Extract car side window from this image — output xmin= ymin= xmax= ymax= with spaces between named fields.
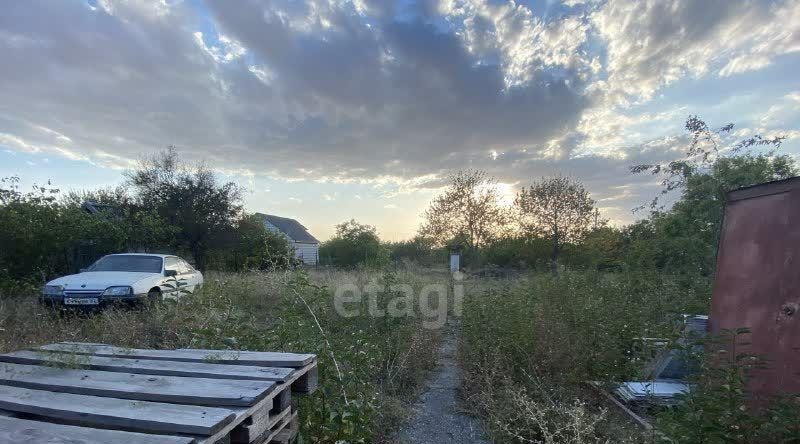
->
xmin=164 ymin=257 xmax=179 ymax=273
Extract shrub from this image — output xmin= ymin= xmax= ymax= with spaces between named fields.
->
xmin=319 ymin=219 xmax=389 ymax=268
xmin=460 ymin=270 xmax=712 ymax=443
xmin=656 ymin=329 xmax=800 ymax=443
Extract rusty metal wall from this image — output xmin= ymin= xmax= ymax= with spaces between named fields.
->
xmin=710 ymin=177 xmax=800 ymax=399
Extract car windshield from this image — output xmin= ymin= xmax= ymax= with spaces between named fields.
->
xmin=88 ymin=255 xmax=163 ymax=273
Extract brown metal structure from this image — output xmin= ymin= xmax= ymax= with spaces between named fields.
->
xmin=711 ymin=176 xmax=800 ymax=399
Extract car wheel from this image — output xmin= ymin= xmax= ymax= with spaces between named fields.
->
xmin=147 ymin=289 xmax=163 ymax=305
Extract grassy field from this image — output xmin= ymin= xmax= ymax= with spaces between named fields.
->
xmin=13 ymin=267 xmax=790 ymax=443
xmin=458 ymin=271 xmax=712 ymax=444
xmin=0 ymin=266 xmax=448 ymax=443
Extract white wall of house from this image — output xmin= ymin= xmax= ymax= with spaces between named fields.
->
xmin=292 ymin=242 xmax=319 ymax=265
xmin=264 ymin=219 xmax=319 ymax=265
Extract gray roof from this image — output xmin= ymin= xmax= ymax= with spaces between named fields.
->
xmin=257 ymin=213 xmax=319 ymax=244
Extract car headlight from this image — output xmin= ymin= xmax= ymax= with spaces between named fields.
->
xmin=42 ymin=285 xmax=63 ymax=296
xmin=102 ymin=286 xmax=133 ymax=297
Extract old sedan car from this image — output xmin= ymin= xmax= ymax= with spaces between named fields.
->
xmin=40 ymin=253 xmax=203 ymax=308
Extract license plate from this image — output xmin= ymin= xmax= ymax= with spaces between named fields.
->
xmin=64 ymin=298 xmax=99 ymax=305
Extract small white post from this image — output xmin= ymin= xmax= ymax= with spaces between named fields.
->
xmin=449 ymin=250 xmax=460 ymax=272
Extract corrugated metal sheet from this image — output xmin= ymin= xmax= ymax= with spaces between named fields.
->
xmin=711 ymin=176 xmax=800 ymax=400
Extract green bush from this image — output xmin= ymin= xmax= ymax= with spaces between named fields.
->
xmin=460 ymin=270 xmax=711 ymax=442
xmin=320 ymin=219 xmax=389 ymax=268
xmin=656 ymin=329 xmax=800 ymax=443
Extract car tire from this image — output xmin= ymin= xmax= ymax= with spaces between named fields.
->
xmin=147 ymin=289 xmax=163 ymax=305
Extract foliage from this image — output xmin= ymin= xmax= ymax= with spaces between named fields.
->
xmin=320 ymin=219 xmax=389 ymax=268
xmin=481 ymin=235 xmax=552 ymax=270
xmin=656 ymin=329 xmax=800 ymax=443
xmin=418 ymin=169 xmax=509 ymax=249
xmin=626 ymin=156 xmax=797 ymax=275
xmin=459 ymin=271 xmax=709 ymax=443
xmin=0 ymin=148 xmax=291 ymax=289
xmin=631 ymin=115 xmax=789 ymax=211
xmin=0 ymin=177 xmax=133 ymax=288
xmin=0 ymin=268 xmax=440 ymax=443
xmin=206 ymin=214 xmax=293 ymax=271
xmin=385 ymin=236 xmax=446 ymax=267
xmin=125 ymin=147 xmax=244 ymax=268
xmin=625 ymin=116 xmax=796 ymax=275
xmin=515 ymin=176 xmax=601 ymax=274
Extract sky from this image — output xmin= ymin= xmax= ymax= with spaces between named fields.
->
xmin=1 ymin=0 xmax=799 ymax=241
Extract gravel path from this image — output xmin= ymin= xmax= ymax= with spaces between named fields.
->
xmin=396 ymin=323 xmax=490 ymax=444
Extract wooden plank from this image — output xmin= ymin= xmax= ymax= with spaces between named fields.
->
xmin=0 ymin=385 xmax=236 ymax=435
xmin=173 ymin=348 xmax=315 ymax=368
xmin=197 ymin=393 xmax=274 ymax=444
xmin=0 ymin=363 xmax=275 ymax=407
xmin=199 ymin=361 xmax=317 ymax=444
xmin=231 ymin=406 xmax=290 ymax=444
xmin=45 ymin=343 xmax=315 ymax=368
xmin=255 ymin=410 xmax=294 ymax=444
xmin=269 ymin=412 xmax=299 ymax=444
xmin=198 ymin=360 xmax=315 ymax=444
xmin=0 ymin=415 xmax=195 ymax=444
xmin=272 ymin=387 xmax=292 ymax=414
xmin=292 ymin=364 xmax=318 ymax=393
xmin=585 ymin=382 xmax=655 ymax=432
xmin=1 ymin=350 xmax=294 ymax=382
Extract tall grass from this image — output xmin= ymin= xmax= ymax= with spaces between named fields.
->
xmin=459 ymin=271 xmax=712 ymax=443
xmin=0 ymin=267 xmax=442 ymax=443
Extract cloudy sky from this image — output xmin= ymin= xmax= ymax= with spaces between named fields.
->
xmin=1 ymin=0 xmax=799 ymax=240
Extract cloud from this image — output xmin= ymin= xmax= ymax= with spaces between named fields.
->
xmin=591 ymin=0 xmax=800 ymax=103
xmin=0 ymin=0 xmax=798 ymax=228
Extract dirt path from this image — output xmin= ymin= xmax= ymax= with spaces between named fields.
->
xmin=396 ymin=322 xmax=490 ymax=444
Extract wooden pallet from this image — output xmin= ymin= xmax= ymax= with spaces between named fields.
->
xmin=0 ymin=342 xmax=317 ymax=443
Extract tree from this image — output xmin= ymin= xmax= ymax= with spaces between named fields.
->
xmin=514 ymin=176 xmax=597 ymax=274
xmin=418 ymin=170 xmax=508 ymax=250
xmin=0 ymin=177 xmax=129 ymax=283
xmin=629 ymin=116 xmax=796 ymax=274
xmin=207 ymin=214 xmax=292 ymax=270
xmin=631 ymin=115 xmax=789 ymax=211
xmin=320 ymin=219 xmax=388 ymax=268
xmin=125 ymin=147 xmax=243 ymax=268
xmin=386 ymin=236 xmax=443 ymax=266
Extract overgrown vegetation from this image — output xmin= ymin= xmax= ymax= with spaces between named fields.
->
xmin=455 ymin=117 xmax=800 ymax=443
xmin=2 ymin=115 xmax=799 ymax=442
xmin=0 ymin=267 xmax=441 ymax=443
xmin=656 ymin=329 xmax=800 ymax=443
xmin=0 ymin=148 xmax=292 ymax=293
xmin=460 ymin=272 xmax=709 ymax=443
xmin=319 ymin=219 xmax=389 ymax=268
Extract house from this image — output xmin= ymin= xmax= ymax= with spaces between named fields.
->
xmin=257 ymin=213 xmax=319 ymax=265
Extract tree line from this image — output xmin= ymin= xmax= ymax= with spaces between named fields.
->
xmin=322 ymin=116 xmax=795 ymax=274
xmin=0 ymin=148 xmax=292 ymax=292
xmin=1 ymin=115 xmax=795 ymax=289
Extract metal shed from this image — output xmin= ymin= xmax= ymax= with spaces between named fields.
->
xmin=710 ymin=176 xmax=800 ymax=400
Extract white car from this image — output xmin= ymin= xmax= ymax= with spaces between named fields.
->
xmin=40 ymin=253 xmax=203 ymax=308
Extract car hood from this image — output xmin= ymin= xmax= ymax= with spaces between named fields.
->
xmin=48 ymin=272 xmax=159 ymax=290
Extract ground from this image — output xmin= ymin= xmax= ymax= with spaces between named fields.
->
xmin=397 ymin=320 xmax=490 ymax=444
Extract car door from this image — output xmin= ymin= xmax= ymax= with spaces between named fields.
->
xmin=163 ymin=257 xmax=182 ymax=299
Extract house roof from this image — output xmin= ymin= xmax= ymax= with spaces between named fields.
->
xmin=82 ymin=201 xmax=121 ymax=216
xmin=256 ymin=213 xmax=319 ymax=244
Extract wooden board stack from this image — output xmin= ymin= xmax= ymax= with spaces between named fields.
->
xmin=0 ymin=342 xmax=318 ymax=444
